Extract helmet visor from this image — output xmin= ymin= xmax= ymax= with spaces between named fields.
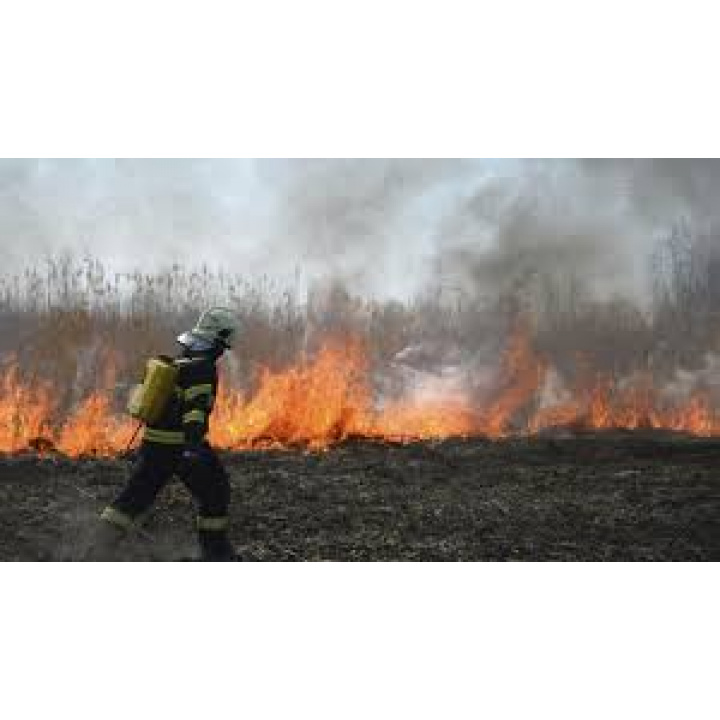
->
xmin=176 ymin=331 xmax=216 ymax=353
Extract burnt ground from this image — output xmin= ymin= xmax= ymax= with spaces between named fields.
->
xmin=0 ymin=432 xmax=718 ymax=561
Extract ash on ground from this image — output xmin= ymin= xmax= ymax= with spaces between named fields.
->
xmin=0 ymin=433 xmax=718 ymax=561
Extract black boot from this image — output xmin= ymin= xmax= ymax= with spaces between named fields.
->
xmin=198 ymin=529 xmax=236 ymax=561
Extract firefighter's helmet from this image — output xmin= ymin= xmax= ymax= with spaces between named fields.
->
xmin=177 ymin=307 xmax=237 ymax=352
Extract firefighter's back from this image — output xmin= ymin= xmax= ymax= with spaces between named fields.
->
xmin=143 ymin=354 xmax=217 ymax=446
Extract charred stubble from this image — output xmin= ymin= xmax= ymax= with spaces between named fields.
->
xmin=0 ymin=433 xmax=717 ymax=561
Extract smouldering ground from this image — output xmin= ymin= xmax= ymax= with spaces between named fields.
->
xmin=0 ymin=433 xmax=718 ymax=561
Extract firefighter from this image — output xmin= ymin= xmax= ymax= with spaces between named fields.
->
xmin=92 ymin=308 xmax=238 ymax=561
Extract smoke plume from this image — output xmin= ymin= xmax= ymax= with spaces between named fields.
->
xmin=1 ymin=159 xmax=720 ymax=303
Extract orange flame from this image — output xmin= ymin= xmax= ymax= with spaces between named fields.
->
xmin=56 ymin=392 xmax=135 ymax=458
xmin=0 ymin=326 xmax=718 ymax=458
xmin=0 ymin=365 xmax=55 ymax=453
xmin=478 ymin=323 xmax=547 ymax=436
xmin=210 ymin=339 xmax=372 ymax=449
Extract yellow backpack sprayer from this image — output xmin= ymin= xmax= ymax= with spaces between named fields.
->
xmin=125 ymin=355 xmax=179 ymax=449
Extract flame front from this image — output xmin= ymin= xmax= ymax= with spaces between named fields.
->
xmin=1 ymin=327 xmax=718 ymax=458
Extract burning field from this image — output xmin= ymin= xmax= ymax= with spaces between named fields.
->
xmin=0 ymin=237 xmax=719 ymax=560
xmin=1 ymin=326 xmax=720 ymax=457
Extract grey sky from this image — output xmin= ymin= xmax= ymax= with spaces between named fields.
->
xmin=0 ymin=159 xmax=717 ymax=300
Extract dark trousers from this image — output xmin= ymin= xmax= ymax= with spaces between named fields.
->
xmin=111 ymin=442 xmax=230 ymax=522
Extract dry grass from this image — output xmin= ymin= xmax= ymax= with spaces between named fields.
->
xmin=1 ymin=231 xmax=719 ymax=420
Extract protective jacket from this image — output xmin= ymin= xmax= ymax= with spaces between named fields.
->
xmin=142 ymin=354 xmax=218 ymax=447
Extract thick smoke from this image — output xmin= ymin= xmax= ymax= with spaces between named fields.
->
xmin=260 ymin=159 xmax=471 ymax=295
xmin=1 ymin=159 xmax=719 ymax=302
xmin=432 ymin=160 xmax=720 ymax=305
xmin=0 ymin=160 xmax=274 ymax=272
